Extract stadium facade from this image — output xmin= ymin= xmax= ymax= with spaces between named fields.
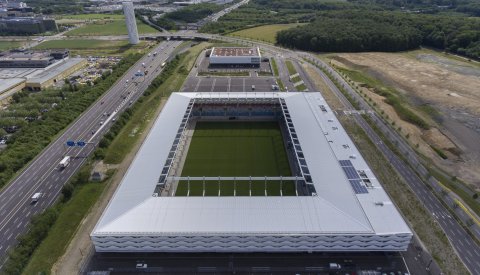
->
xmin=91 ymin=92 xmax=412 ymax=252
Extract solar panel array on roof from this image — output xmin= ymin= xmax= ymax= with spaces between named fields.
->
xmin=339 ymin=160 xmax=368 ymax=194
xmin=339 ymin=160 xmax=353 ymax=167
xmin=349 ymin=179 xmax=368 ymax=194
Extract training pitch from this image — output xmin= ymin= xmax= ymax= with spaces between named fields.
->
xmin=176 ymin=121 xmax=294 ymax=196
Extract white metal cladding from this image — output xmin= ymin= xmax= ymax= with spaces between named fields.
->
xmin=91 ymin=92 xmax=413 ymax=252
xmin=210 ymin=56 xmax=261 ymax=65
xmin=92 ymin=234 xmax=412 ymax=252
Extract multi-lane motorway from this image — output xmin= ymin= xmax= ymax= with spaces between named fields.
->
xmin=0 ymin=40 xmax=182 ymax=269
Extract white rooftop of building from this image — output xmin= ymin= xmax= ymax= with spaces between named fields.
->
xmin=26 ymin=57 xmax=85 ymax=85
xmin=93 ymin=92 xmax=411 ymax=237
xmin=211 ymin=47 xmax=260 ymax=57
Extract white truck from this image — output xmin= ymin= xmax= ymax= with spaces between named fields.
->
xmin=329 ymin=263 xmax=341 ymax=270
xmin=59 ymin=156 xmax=71 ymax=169
xmin=31 ymin=192 xmax=42 ymax=203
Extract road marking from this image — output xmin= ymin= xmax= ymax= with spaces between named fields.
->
xmin=210 ymin=78 xmax=216 ymax=92
xmin=6 ymin=233 xmax=12 ymax=240
xmin=194 ymin=78 xmax=201 ymax=93
xmin=17 ymin=221 xmax=22 ymax=228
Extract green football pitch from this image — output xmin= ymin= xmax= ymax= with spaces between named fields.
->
xmin=175 ymin=121 xmax=295 ymax=196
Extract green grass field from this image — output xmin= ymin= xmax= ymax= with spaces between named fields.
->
xmin=21 ymin=182 xmax=106 ymax=274
xmin=285 ymin=60 xmax=297 ymax=75
xmin=0 ymin=41 xmax=22 ymax=51
xmin=229 ymin=24 xmax=304 ymax=44
xmin=34 ymin=39 xmax=149 ymax=56
xmin=34 ymin=39 xmax=129 ymax=49
xmin=59 ymin=14 xmax=125 ymax=20
xmin=65 ymin=19 xmax=158 ymax=36
xmin=176 ymin=121 xmax=294 ymax=196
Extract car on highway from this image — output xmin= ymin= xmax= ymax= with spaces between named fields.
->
xmin=99 ymin=121 xmax=104 ymax=125
xmin=136 ymin=263 xmax=147 ymax=269
xmin=31 ymin=192 xmax=42 ymax=204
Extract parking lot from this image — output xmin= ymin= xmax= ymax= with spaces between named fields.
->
xmin=182 ymin=76 xmax=278 ymax=93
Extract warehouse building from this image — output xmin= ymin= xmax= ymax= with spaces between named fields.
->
xmin=209 ymin=47 xmax=261 ymax=67
xmin=91 ymin=92 xmax=412 ymax=253
xmin=0 ymin=17 xmax=57 ymax=35
xmin=0 ymin=51 xmax=55 ymax=68
xmin=0 ymin=57 xmax=86 ymax=98
xmin=25 ymin=58 xmax=87 ymax=90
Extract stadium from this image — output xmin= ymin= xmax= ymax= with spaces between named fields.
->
xmin=91 ymin=92 xmax=412 ymax=252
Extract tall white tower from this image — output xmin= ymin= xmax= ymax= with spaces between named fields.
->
xmin=122 ymin=1 xmax=139 ymax=45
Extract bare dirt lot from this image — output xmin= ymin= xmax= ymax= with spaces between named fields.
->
xmin=327 ymin=50 xmax=480 ymax=189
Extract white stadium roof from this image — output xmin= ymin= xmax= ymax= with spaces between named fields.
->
xmin=93 ymin=92 xmax=410 ymax=239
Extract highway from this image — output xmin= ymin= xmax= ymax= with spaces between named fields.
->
xmin=0 ymin=39 xmax=182 ymax=269
xmin=299 ymin=57 xmax=480 ymax=274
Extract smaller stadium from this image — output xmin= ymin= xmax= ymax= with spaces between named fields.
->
xmin=91 ymin=92 xmax=412 ymax=253
xmin=208 ymin=47 xmax=261 ymax=67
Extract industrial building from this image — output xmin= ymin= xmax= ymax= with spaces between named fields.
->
xmin=209 ymin=47 xmax=261 ymax=66
xmin=25 ymin=58 xmax=87 ymax=90
xmin=122 ymin=1 xmax=139 ymax=45
xmin=0 ymin=51 xmax=55 ymax=68
xmin=0 ymin=57 xmax=86 ymax=98
xmin=0 ymin=17 xmax=57 ymax=35
xmin=91 ymin=92 xmax=412 ymax=253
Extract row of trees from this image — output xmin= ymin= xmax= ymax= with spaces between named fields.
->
xmin=277 ymin=14 xmax=422 ymax=52
xmin=0 ymin=54 xmax=142 ymax=190
xmin=3 ymin=54 xmax=185 ymax=275
xmin=348 ymin=0 xmax=480 ymax=16
xmin=276 ymin=10 xmax=480 ymax=59
xmin=24 ymin=0 xmax=85 ymax=14
xmin=200 ymin=0 xmax=479 ymax=59
xmin=165 ymin=3 xmax=224 ymax=23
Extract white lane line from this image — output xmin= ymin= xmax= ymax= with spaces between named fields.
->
xmin=17 ymin=221 xmax=22 ymax=228
xmin=210 ymin=78 xmax=216 ymax=92
xmin=6 ymin=233 xmax=12 ymax=240
xmin=194 ymin=78 xmax=201 ymax=93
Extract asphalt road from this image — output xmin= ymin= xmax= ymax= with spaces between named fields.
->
xmin=85 ymin=251 xmax=410 ymax=274
xmin=301 ymin=58 xmax=480 ymax=274
xmin=0 ymin=40 xmax=182 ymax=269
